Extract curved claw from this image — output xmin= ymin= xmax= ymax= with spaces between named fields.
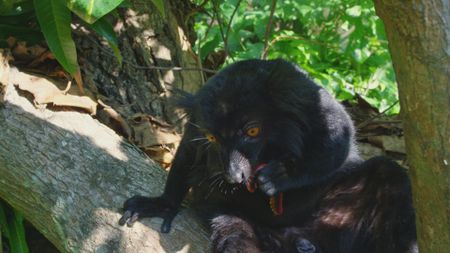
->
xmin=119 ymin=210 xmax=132 ymax=226
xmin=127 ymin=212 xmax=140 ymax=227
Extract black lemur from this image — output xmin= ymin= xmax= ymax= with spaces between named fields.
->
xmin=119 ymin=59 xmax=417 ymax=253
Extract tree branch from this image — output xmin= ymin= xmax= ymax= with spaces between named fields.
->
xmin=0 ymin=64 xmax=210 ymax=253
xmin=261 ymin=0 xmax=278 ymax=59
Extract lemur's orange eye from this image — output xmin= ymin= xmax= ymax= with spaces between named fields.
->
xmin=246 ymin=127 xmax=261 ymax=137
xmin=206 ymin=134 xmax=216 ymax=142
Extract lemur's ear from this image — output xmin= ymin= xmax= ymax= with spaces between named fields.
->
xmin=174 ymin=92 xmax=196 ymax=114
xmin=165 ymin=86 xmax=197 ymax=115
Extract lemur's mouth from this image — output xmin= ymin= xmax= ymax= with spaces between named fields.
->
xmin=245 ymin=163 xmax=284 ymax=216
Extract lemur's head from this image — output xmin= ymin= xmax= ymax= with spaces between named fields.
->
xmin=179 ymin=59 xmax=320 ymax=187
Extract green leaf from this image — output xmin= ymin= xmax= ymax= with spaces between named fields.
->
xmin=228 ymin=32 xmax=242 ymax=52
xmin=150 ymin=0 xmax=165 ymax=18
xmin=34 ymin=0 xmax=79 ymax=75
xmin=375 ymin=19 xmax=387 ymax=40
xmin=118 ymin=0 xmax=132 ymax=8
xmin=336 ymin=88 xmax=354 ymax=101
xmin=90 ymin=17 xmax=122 ymax=65
xmin=200 ymin=34 xmax=220 ymax=60
xmin=352 ymin=48 xmax=371 ymax=64
xmin=297 ymin=5 xmax=312 ymax=16
xmin=66 ymin=0 xmax=125 ymax=24
xmin=0 ymin=201 xmax=28 ymax=253
xmin=242 ymin=42 xmax=264 ymax=59
xmin=0 ymin=201 xmax=10 ymax=238
xmin=0 ymin=24 xmax=43 ymax=45
xmin=0 ymin=0 xmax=34 ymax=16
xmin=346 ymin=6 xmax=362 ymax=17
xmin=7 ymin=210 xmax=29 ymax=253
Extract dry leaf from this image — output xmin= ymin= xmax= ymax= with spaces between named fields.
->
xmin=130 ymin=113 xmax=181 ymax=168
xmin=12 ymin=42 xmax=47 ymax=62
xmin=130 ymin=113 xmax=181 ymax=147
xmin=73 ymin=69 xmax=84 ymax=94
xmin=0 ymin=49 xmax=12 ymax=85
xmin=0 ymin=49 xmax=12 ymax=105
xmin=10 ymin=68 xmax=97 ymax=114
xmin=144 ymin=146 xmax=175 ymax=168
xmin=96 ymin=100 xmax=133 ymax=140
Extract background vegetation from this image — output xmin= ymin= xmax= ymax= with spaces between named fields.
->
xmin=0 ymin=0 xmax=399 ymax=114
xmin=194 ymin=0 xmax=399 ymax=114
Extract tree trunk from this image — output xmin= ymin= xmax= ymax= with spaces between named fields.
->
xmin=373 ymin=1 xmax=450 ymax=252
xmin=0 ymin=0 xmax=211 ymax=252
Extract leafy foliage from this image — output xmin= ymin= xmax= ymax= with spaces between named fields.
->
xmin=0 ymin=0 xmax=166 ymax=79
xmin=194 ymin=0 xmax=399 ymax=114
xmin=0 ymin=0 xmax=126 ymax=80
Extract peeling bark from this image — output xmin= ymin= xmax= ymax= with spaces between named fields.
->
xmin=374 ymin=1 xmax=450 ymax=252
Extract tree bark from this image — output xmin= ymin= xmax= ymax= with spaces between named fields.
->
xmin=373 ymin=1 xmax=450 ymax=252
xmin=74 ymin=0 xmax=203 ymax=124
xmin=0 ymin=65 xmax=210 ymax=252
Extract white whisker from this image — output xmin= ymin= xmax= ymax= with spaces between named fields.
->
xmin=189 ymin=137 xmax=208 ymax=142
xmin=188 ymin=121 xmax=201 ymax=129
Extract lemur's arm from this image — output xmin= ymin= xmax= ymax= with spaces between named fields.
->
xmin=119 ymin=125 xmax=198 ymax=233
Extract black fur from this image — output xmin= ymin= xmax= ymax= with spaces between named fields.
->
xmin=119 ymin=59 xmax=417 ymax=253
